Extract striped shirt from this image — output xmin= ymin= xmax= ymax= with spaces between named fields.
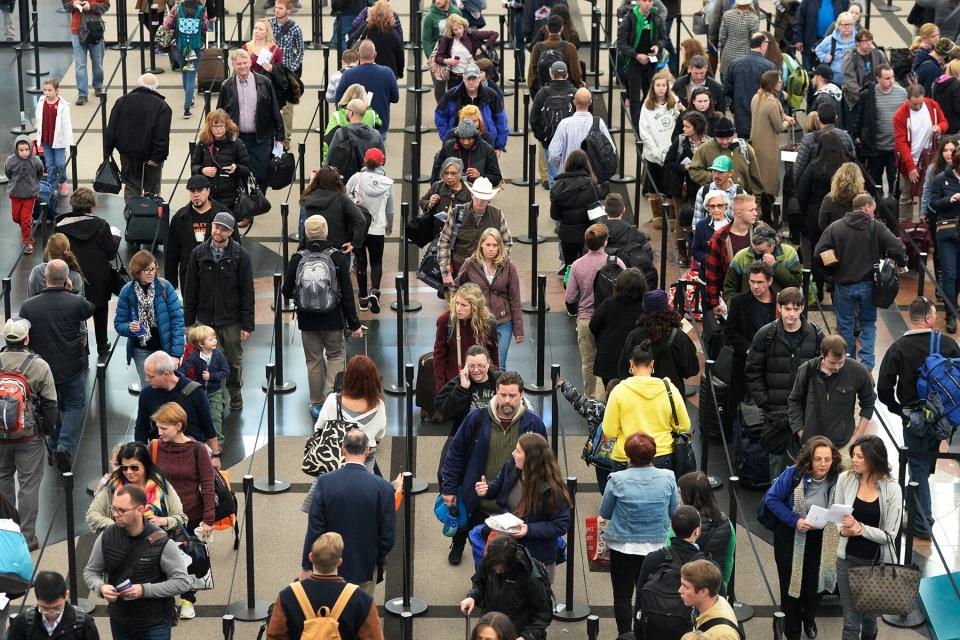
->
xmin=874 ymin=84 xmax=907 ymax=151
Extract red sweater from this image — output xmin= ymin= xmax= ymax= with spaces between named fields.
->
xmin=154 ymin=439 xmax=216 ymax=525
xmin=893 ymin=98 xmax=948 ymax=174
xmin=432 ymin=310 xmax=500 ymax=394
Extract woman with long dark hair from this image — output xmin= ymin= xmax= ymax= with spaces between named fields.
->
xmin=550 ymin=149 xmax=600 ymax=267
xmin=470 ymin=612 xmax=518 ymax=640
xmin=432 ymin=283 xmax=500 ymax=394
xmin=618 ymin=289 xmax=700 ymax=392
xmin=677 ymin=471 xmax=735 ymax=589
xmin=590 ymin=269 xmax=649 ymax=387
xmin=191 ymin=109 xmax=252 ymax=212
xmin=927 ymin=138 xmax=960 ymax=331
xmin=298 ymin=166 xmax=367 ymax=250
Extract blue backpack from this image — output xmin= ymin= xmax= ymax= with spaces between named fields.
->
xmin=916 ymin=331 xmax=960 ymax=441
xmin=177 ymin=3 xmax=205 ymax=54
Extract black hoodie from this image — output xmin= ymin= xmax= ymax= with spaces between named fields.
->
xmin=549 ymin=170 xmax=600 ymax=243
xmin=298 ymin=188 xmax=367 ymax=250
xmin=55 ymin=211 xmax=117 ymax=308
xmin=814 ymin=211 xmax=907 ymax=284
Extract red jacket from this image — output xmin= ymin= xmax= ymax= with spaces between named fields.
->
xmin=893 ymin=98 xmax=948 ymax=175
xmin=432 ymin=310 xmax=500 ymax=395
xmin=63 ymin=0 xmax=111 ymax=35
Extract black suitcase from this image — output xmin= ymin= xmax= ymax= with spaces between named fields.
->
xmin=415 ymin=351 xmax=442 ymax=421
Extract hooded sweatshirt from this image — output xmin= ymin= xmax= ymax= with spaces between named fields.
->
xmin=602 ymin=375 xmax=691 ymax=461
xmin=814 ymin=211 xmax=907 ymax=284
xmin=327 ymin=123 xmax=385 ymax=183
xmin=932 ymin=75 xmax=960 ymax=134
xmin=345 ymin=167 xmax=395 ymax=235
xmin=636 ymin=103 xmax=679 ymax=165
xmin=4 ymin=135 xmax=44 ymax=199
xmin=814 ymin=28 xmax=857 ymax=79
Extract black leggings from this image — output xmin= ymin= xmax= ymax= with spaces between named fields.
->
xmin=355 ymin=234 xmax=385 ymax=298
xmin=93 ymin=305 xmax=110 ymax=354
xmin=609 ymin=548 xmax=646 ymax=635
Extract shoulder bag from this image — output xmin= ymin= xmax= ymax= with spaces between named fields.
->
xmin=846 ymin=531 xmax=921 ymax=616
xmin=666 ymin=378 xmax=696 ymax=477
xmin=301 ymin=394 xmax=356 ymax=476
xmin=234 ymin=176 xmax=272 ymax=222
xmin=871 ymin=219 xmax=900 ymax=308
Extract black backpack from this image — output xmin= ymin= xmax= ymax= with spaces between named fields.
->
xmin=535 ymin=44 xmax=565 ymax=93
xmin=80 ymin=12 xmax=105 ymax=45
xmin=327 ymin=132 xmax=364 ymax=182
xmin=533 ymin=90 xmax=574 ymax=145
xmin=592 ymin=255 xmax=623 ymax=309
xmin=700 ymin=617 xmax=747 ymax=640
xmin=870 ymin=220 xmax=900 ymax=308
xmin=638 ymin=548 xmax=709 ymax=638
xmin=612 ymin=243 xmax=658 ymax=290
xmin=580 ymin=117 xmax=617 ymax=183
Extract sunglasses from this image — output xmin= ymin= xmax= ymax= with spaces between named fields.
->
xmin=120 ymin=464 xmax=141 ymax=473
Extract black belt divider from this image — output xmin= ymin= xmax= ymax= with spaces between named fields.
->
xmin=335 ymin=12 xmax=343 ymax=68
xmin=550 ymin=364 xmax=560 ymax=455
xmin=517 ymin=142 xmax=544 ymax=242
xmin=226 ymin=475 xmax=272 ymax=620
xmin=305 ymin=0 xmax=324 ymax=49
xmin=86 ymin=363 xmax=109 ymax=494
xmin=255 ymin=363 xmax=292 ymax=493
xmin=10 ymin=45 xmax=37 ymax=135
xmin=263 ymin=276 xmax=297 ymax=393
xmin=403 ymin=363 xmax=429 ymax=493
xmin=553 ymin=476 xmax=590 ymax=621
xmin=407 ymin=42 xmax=431 ymax=95
xmin=392 ymin=203 xmax=423 ymax=312
xmin=604 ymin=46 xmax=620 ymax=135
xmin=917 ymin=251 xmax=928 ymax=295
xmin=317 ymin=49 xmax=331 ymax=132
xmin=385 ymin=471 xmax=429 ymax=615
xmin=725 ymin=476 xmax=755 ymax=621
xmin=584 ymin=6 xmax=601 ymax=84
xmin=274 ymin=204 xmax=296 ymax=312
xmin=511 ymin=96 xmax=533 ymax=187
xmin=509 ymin=56 xmax=523 ymax=136
xmin=522 ymin=204 xmax=549 ymax=314
xmin=386 ymin=273 xmax=410 ymax=393
xmin=221 ymin=614 xmax=236 ymax=640
xmin=700 ymin=357 xmax=723 ymax=490
xmin=62 ymin=472 xmax=96 ymax=614
xmin=609 ymin=91 xmax=635 ymax=184
xmin=525 ymin=275 xmax=551 ymax=394
xmin=24 ymin=9 xmax=46 ymax=94
xmin=2 ymin=278 xmax=10 ymax=319
xmin=882 ymin=481 xmax=925 ymax=627
xmin=498 ymin=15 xmax=513 ymax=98
xmin=586 ymin=614 xmax=600 ymax=639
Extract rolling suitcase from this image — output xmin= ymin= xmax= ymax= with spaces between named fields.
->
xmin=415 ymin=351 xmax=442 ymax=422
xmin=197 ymin=33 xmax=227 ymax=93
xmin=124 ymin=164 xmax=165 ymax=249
xmin=899 ymin=220 xmax=932 ymax=272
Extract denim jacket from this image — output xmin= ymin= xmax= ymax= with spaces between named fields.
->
xmin=599 ymin=466 xmax=679 ymax=543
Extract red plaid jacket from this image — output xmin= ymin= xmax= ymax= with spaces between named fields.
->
xmin=704 ymin=224 xmax=734 ymax=309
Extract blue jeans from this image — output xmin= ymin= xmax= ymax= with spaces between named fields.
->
xmin=496 ymin=320 xmax=513 ymax=368
xmin=41 ymin=144 xmax=67 ymax=187
xmin=332 ymin=14 xmax=356 ymax=51
xmin=833 ymin=281 xmax=878 ymax=370
xmin=132 ymin=347 xmax=152 ymax=388
xmin=836 ymin=555 xmax=879 ymax=640
xmin=70 ymin=33 xmax=105 ymax=97
xmin=937 ymin=233 xmax=960 ymax=314
xmin=511 ymin=10 xmax=525 ymax=79
xmin=174 ymin=47 xmax=197 ymax=110
xmin=110 ymin=620 xmax=171 ymax=640
xmin=51 ymin=370 xmax=88 ymax=455
xmin=902 ymin=417 xmax=939 ymax=535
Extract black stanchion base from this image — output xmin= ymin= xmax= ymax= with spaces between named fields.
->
xmin=271 ymin=298 xmax=296 ymax=312
xmin=10 ymin=125 xmax=37 ymax=136
xmin=262 ymin=379 xmax=298 ymax=394
xmin=390 ymin=300 xmax=423 ymax=312
xmin=515 ymin=234 xmax=545 ymax=244
xmin=502 ymin=87 xmax=515 ymax=97
xmin=305 ymin=41 xmax=325 ymax=50
xmin=875 ymin=3 xmax=900 ymax=11
xmin=225 ymin=600 xmax=271 ymax=621
xmin=144 ymin=67 xmax=165 ymax=75
xmin=74 ymin=598 xmax=96 ymax=615
xmin=25 ymin=68 xmax=49 ymax=77
xmin=524 ymin=381 xmax=552 ymax=395
xmin=552 ymin=601 xmax=590 ymax=621
xmin=684 ymin=383 xmax=697 ymax=397
xmin=510 ymin=176 xmax=532 ymax=186
xmin=589 ymin=87 xmax=606 ymax=96
xmin=253 ymin=478 xmax=292 ymax=494
xmin=403 ymin=173 xmax=433 ymax=183
xmin=385 ymin=383 xmax=408 ymax=396
xmin=508 ymin=129 xmax=524 ymax=137
xmin=609 ymin=174 xmax=637 ymax=184
xmin=521 ymin=301 xmax=550 ymax=314
xmin=408 ymin=477 xmax=429 ymax=494
xmin=385 ymin=597 xmax=428 ymax=616
xmin=288 ymin=231 xmax=301 ymax=244
xmin=109 ymin=43 xmax=133 ymax=51
xmin=405 ymin=63 xmax=429 ymax=72
xmin=882 ymin=609 xmax=925 ymax=628
xmin=732 ymin=601 xmax=754 ymax=622
xmin=405 ymin=86 xmax=431 ymax=95
xmin=26 ymin=86 xmax=44 ymax=95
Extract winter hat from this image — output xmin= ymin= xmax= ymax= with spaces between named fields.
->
xmin=456 ymin=118 xmax=479 ymax=139
xmin=813 ymin=64 xmax=834 ymax=81
xmin=935 ymin=37 xmax=954 ymax=56
xmin=304 ymin=215 xmax=329 ymax=240
xmin=714 ymin=117 xmax=735 ymax=137
xmin=642 ymin=290 xmax=669 ymax=313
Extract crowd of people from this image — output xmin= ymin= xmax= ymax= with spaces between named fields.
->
xmin=2 ymin=0 xmax=959 ymax=639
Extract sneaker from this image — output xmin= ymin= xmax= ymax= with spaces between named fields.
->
xmin=26 ymin=536 xmax=39 ymax=551
xmin=230 ymin=394 xmax=243 ymax=411
xmin=23 ymin=243 xmax=33 ymax=255
xmin=59 ymin=183 xmax=69 ymax=195
xmin=448 ymin=540 xmax=465 ymax=565
xmin=368 ymin=290 xmax=381 ymax=314
xmin=54 ymin=449 xmax=72 ymax=473
xmin=310 ymin=403 xmax=323 ymax=420
xmin=183 ymin=108 xmax=192 ymax=119
xmin=180 ymin=599 xmax=196 ymax=620
xmin=358 ymin=297 xmax=369 ymax=311
xmin=75 ymin=96 xmax=88 ymax=106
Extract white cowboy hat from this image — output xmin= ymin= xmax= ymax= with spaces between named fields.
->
xmin=465 ymin=176 xmax=500 ymax=200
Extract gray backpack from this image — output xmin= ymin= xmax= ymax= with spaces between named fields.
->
xmin=295 ymin=248 xmax=340 ymax=313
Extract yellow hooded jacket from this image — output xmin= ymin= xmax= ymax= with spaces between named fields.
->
xmin=601 ymin=375 xmax=691 ymax=462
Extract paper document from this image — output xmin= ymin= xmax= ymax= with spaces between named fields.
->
xmin=256 ymin=49 xmax=273 ymax=68
xmin=781 ymin=150 xmax=798 ymax=163
xmin=486 ymin=512 xmax=524 ymax=534
xmin=806 ymin=503 xmax=854 ymax=529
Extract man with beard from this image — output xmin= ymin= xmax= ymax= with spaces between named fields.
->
xmin=439 ymin=372 xmax=547 ymax=565
xmin=437 ymin=345 xmax=502 ymax=435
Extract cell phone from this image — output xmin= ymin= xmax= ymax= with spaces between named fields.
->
xmin=648 ymin=55 xmax=658 ymax=63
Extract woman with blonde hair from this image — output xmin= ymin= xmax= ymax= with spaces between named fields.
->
xmin=751 ymin=70 xmax=795 ymax=200
xmin=435 ymin=14 xmax=498 ymax=89
xmin=636 ymin=69 xmax=679 ymax=230
xmin=242 ymin=18 xmax=282 ymax=75
xmin=190 ymin=109 xmax=252 ymax=212
xmin=432 ymin=283 xmax=500 ymax=394
xmin=362 ymin=0 xmax=404 ymax=77
xmin=933 ymin=58 xmax=960 ymax=133
xmin=27 ymin=233 xmax=85 ymax=297
xmin=455 ymin=228 xmax=524 ymax=366
xmin=910 ymin=22 xmax=940 ymax=54
xmin=819 ymin=161 xmax=868 ymax=229
xmin=322 ymin=83 xmax=382 ymax=162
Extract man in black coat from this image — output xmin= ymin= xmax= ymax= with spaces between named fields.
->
xmin=7 ymin=571 xmax=100 ymax=640
xmin=216 ymin=49 xmax=285 ymax=191
xmin=164 ymin=175 xmax=239 ymax=290
xmin=430 ymin=119 xmax=503 ymax=185
xmin=104 ymin=73 xmax=172 ymax=211
xmin=19 ymin=260 xmax=95 ymax=473
xmin=673 ymin=55 xmax=725 ymax=111
xmin=183 ymin=213 xmax=255 ymax=411
xmin=529 ymin=60 xmax=576 ymax=187
xmin=300 ymin=430 xmax=395 ymax=592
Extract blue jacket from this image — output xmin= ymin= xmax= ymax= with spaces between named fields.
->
xmin=113 ymin=277 xmax=185 ymax=364
xmin=762 ymin=465 xmax=838 ymax=529
xmin=178 ymin=348 xmax=230 ymax=394
xmin=486 ymin=457 xmax=570 ymax=565
xmin=435 ymin=83 xmax=509 ymax=151
xmin=441 ymin=405 xmax=548 ymax=514
xmin=793 ymin=0 xmax=849 ymax=49
xmin=301 ymin=462 xmax=396 ymax=584
xmin=599 ymin=466 xmax=679 ymax=544
xmin=723 ymin=51 xmax=777 ymax=138
xmin=914 ymin=48 xmax=944 ymax=98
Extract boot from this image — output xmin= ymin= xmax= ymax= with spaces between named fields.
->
xmin=947 ymin=314 xmax=957 ymax=334
xmin=676 ymin=227 xmax=691 ymax=268
xmin=667 ymin=199 xmax=678 ymax=232
xmin=650 ymin=197 xmax=663 ymax=230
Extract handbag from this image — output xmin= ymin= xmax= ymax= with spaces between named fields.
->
xmin=416 ymin=241 xmax=443 ymax=290
xmin=109 ymin=255 xmax=131 ymax=296
xmin=692 ymin=10 xmax=708 ymax=35
xmin=268 ymin=151 xmax=295 ymax=190
xmin=301 ymin=394 xmax=355 ymax=476
xmin=581 ymin=420 xmax=620 ymax=471
xmin=429 ymin=40 xmax=450 ymax=82
xmin=93 ymin=156 xmax=122 ymax=194
xmin=174 ymin=525 xmax=214 ymax=591
xmin=155 ymin=25 xmax=175 ymax=49
xmin=846 ymin=532 xmax=921 ymax=616
xmin=666 ymin=378 xmax=696 ymax=476
xmin=870 ymin=220 xmax=900 ymax=308
xmin=584 ymin=515 xmax=610 ymax=570
xmin=234 ymin=176 xmax=271 ymax=221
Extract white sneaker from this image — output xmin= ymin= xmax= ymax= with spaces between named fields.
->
xmin=180 ymin=599 xmax=196 ymax=619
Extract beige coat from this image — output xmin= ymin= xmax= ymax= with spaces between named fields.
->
xmin=750 ymin=93 xmax=789 ymax=196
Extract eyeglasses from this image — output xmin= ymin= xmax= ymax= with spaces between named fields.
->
xmin=120 ymin=464 xmax=141 ymax=473
xmin=211 ymin=123 xmax=227 ymax=128
xmin=37 ymin=606 xmax=64 ymax=615
xmin=142 ymin=267 xmax=157 ymax=274
xmin=467 ymin=364 xmax=488 ymax=371
xmin=112 ymin=505 xmax=139 ymax=515
xmin=706 ymin=203 xmax=727 ymax=209
xmin=442 ymin=170 xmax=461 ymax=175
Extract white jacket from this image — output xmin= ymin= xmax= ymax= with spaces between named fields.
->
xmin=34 ymin=97 xmax=74 ymax=149
xmin=346 ymin=167 xmax=395 ymax=236
xmin=636 ymin=103 xmax=678 ymax=165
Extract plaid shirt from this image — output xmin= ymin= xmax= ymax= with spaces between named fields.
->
xmin=704 ymin=224 xmax=735 ymax=310
xmin=269 ymin=17 xmax=304 ymax=73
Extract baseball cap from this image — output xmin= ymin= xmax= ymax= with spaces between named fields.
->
xmin=186 ymin=174 xmax=210 ymax=190
xmin=213 ymin=212 xmax=236 ymax=230
xmin=709 ymin=156 xmax=733 ymax=172
xmin=463 ymin=62 xmax=481 ymax=79
xmin=3 ymin=317 xmax=30 ymax=342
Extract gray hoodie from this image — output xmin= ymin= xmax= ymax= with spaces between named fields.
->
xmin=345 ymin=167 xmax=395 ymax=235
xmin=4 ymin=134 xmax=44 ymax=199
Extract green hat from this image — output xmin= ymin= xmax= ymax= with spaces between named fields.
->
xmin=709 ymin=156 xmax=733 ymax=172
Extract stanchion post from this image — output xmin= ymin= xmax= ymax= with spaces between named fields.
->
xmin=226 ymin=476 xmax=271 ymax=620
xmin=62 ymin=472 xmax=96 ymax=613
xmin=550 ymin=364 xmax=560 ymax=455
xmin=605 ymin=46 xmax=619 ymax=134
xmin=403 ymin=363 xmax=428 ymax=493
xmin=255 ymin=365 xmax=292 ymax=493
xmin=525 ymin=276 xmax=551 ymax=394
xmin=11 ymin=46 xmax=37 ymax=135
xmin=726 ymin=476 xmax=755 ymax=621
xmin=554 ymin=476 xmax=590 ymax=620
xmin=2 ymin=278 xmax=10 ymax=320
xmin=498 ymin=14 xmax=512 ymax=97
xmin=610 ymin=92 xmax=636 ymax=183
xmin=386 ymin=275 xmax=408 ymax=395
xmin=801 ymin=269 xmax=811 ymax=320
xmin=701 ymin=360 xmax=723 ymax=489
xmin=522 ymin=203 xmax=548 ymax=313
xmin=590 ymin=7 xmax=601 ymax=91
xmin=587 ymin=615 xmax=600 ymax=640
xmin=70 ymin=144 xmax=79 ymax=189
xmin=385 ymin=472 xmax=429 ymax=615
xmin=895 ymin=445 xmax=908 ymax=558
xmin=276 ymin=203 xmax=295 ymax=311
xmin=100 ymin=92 xmax=109 ymax=155
xmin=511 ymin=94 xmax=532 ymax=186
xmin=918 ymin=252 xmax=927 ymax=295
xmin=509 ymin=54 xmax=523 ymax=135
xmin=659 ymin=200 xmax=668 ymax=290
xmin=773 ymin=611 xmax=786 ymax=639
xmin=222 ymin=615 xmax=235 ymax=640
xmin=264 ymin=274 xmax=296 ymax=392
xmin=306 ymin=0 xmax=323 ymax=48
xmin=87 ymin=362 xmax=109 ymax=494
xmin=25 ymin=10 xmax=45 ymax=94
xmin=517 ymin=144 xmax=543 ymax=242
xmin=391 ymin=202 xmax=422 ymax=312
xmin=634 ymin=140 xmax=643 ymax=225
xmin=204 ymin=90 xmax=212 ymax=116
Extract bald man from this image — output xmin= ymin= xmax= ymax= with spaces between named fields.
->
xmin=333 ymin=40 xmax=400 ymax=139
xmin=547 ymin=87 xmax=614 ymax=184
xmin=327 ymin=97 xmax=385 ymax=181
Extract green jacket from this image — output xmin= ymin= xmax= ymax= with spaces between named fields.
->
xmin=421 ymin=2 xmax=463 ymax=61
xmin=723 ymin=243 xmax=802 ymax=302
xmin=321 ymin=107 xmax=383 ymax=163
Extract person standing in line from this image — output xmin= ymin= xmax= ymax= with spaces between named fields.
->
xmin=856 ymin=65 xmax=907 ymax=196
xmin=63 ymin=0 xmax=109 ymax=105
xmin=161 ymin=0 xmax=209 ymax=118
xmin=616 ymin=0 xmax=668 ymax=129
xmin=893 ymin=83 xmax=948 ymax=221
xmin=7 ymin=571 xmax=101 ymax=640
xmin=270 ymin=0 xmax=304 ymax=149
xmin=680 ymin=559 xmax=742 ymax=639
xmin=724 ymin=32 xmax=777 ymax=139
xmin=346 ymin=147 xmax=393 ymax=313
xmin=333 ymin=41 xmax=400 ymax=140
xmin=4 ymin=135 xmax=44 ymax=255
xmin=34 ymin=78 xmax=74 ymax=197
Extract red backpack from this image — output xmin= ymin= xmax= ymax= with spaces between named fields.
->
xmin=0 ymin=354 xmax=38 ymax=441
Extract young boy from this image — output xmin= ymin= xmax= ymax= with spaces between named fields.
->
xmin=180 ymin=325 xmax=230 ymax=444
xmin=4 ymin=135 xmax=44 ymax=255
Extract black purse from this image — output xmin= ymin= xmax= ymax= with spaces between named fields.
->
xmin=109 ymin=255 xmax=131 ymax=296
xmin=94 ymin=156 xmax=122 ymax=194
xmin=664 ymin=378 xmax=696 ymax=477
xmin=234 ymin=176 xmax=271 ymax=221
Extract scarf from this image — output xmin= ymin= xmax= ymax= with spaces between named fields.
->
xmin=788 ymin=477 xmax=838 ymax=598
xmin=107 ymin=476 xmax=169 ymax=518
xmin=134 ymin=282 xmax=157 ymax=347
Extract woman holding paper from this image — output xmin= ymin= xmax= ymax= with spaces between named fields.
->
xmin=834 ymin=436 xmax=903 ymax=640
xmin=762 ymin=436 xmax=841 ymax=640
xmin=242 ymin=19 xmax=283 ymax=76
